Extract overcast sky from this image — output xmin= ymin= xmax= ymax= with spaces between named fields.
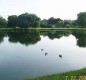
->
xmin=0 ymin=0 xmax=86 ymax=20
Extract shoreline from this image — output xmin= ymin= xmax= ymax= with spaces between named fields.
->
xmin=0 ymin=28 xmax=86 ymax=30
xmin=27 ymin=68 xmax=86 ymax=80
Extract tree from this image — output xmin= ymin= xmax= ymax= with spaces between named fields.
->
xmin=77 ymin=12 xmax=86 ymax=27
xmin=7 ymin=15 xmax=18 ymax=28
xmin=47 ymin=17 xmax=55 ymax=25
xmin=17 ymin=13 xmax=40 ymax=28
xmin=72 ymin=20 xmax=78 ymax=27
xmin=7 ymin=13 xmax=40 ymax=28
xmin=40 ymin=19 xmax=47 ymax=28
xmin=55 ymin=19 xmax=64 ymax=28
xmin=47 ymin=17 xmax=63 ymax=28
xmin=0 ymin=16 xmax=7 ymax=28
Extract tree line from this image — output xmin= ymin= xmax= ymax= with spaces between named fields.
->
xmin=0 ymin=12 xmax=86 ymax=28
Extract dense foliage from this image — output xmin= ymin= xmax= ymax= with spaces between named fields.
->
xmin=0 ymin=12 xmax=86 ymax=28
xmin=7 ymin=13 xmax=40 ymax=28
xmin=77 ymin=12 xmax=86 ymax=27
xmin=0 ymin=16 xmax=7 ymax=28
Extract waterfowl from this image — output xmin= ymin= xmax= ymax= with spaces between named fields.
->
xmin=59 ymin=55 xmax=62 ymax=58
xmin=45 ymin=53 xmax=48 ymax=56
xmin=41 ymin=49 xmax=44 ymax=51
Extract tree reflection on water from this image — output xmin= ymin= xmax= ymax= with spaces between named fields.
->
xmin=0 ymin=29 xmax=86 ymax=47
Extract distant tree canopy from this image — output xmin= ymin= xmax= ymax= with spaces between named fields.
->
xmin=40 ymin=19 xmax=47 ymax=28
xmin=0 ymin=16 xmax=7 ymax=27
xmin=40 ymin=12 xmax=86 ymax=28
xmin=77 ymin=12 xmax=86 ymax=27
xmin=7 ymin=13 xmax=40 ymax=28
xmin=47 ymin=17 xmax=64 ymax=28
xmin=7 ymin=15 xmax=18 ymax=27
xmin=0 ymin=12 xmax=86 ymax=28
xmin=41 ymin=17 xmax=75 ymax=28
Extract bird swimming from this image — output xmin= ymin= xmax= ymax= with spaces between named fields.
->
xmin=59 ymin=55 xmax=62 ymax=58
xmin=45 ymin=52 xmax=48 ymax=56
xmin=41 ymin=49 xmax=44 ymax=51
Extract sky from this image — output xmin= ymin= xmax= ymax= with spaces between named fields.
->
xmin=0 ymin=0 xmax=86 ymax=20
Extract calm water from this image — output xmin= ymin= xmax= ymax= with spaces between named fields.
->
xmin=0 ymin=30 xmax=86 ymax=80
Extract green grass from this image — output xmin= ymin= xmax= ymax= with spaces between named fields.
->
xmin=26 ymin=68 xmax=86 ymax=80
xmin=0 ymin=28 xmax=86 ymax=30
xmin=0 ymin=28 xmax=86 ymax=32
xmin=1 ymin=28 xmax=86 ymax=32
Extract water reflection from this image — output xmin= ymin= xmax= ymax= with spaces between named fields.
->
xmin=46 ymin=30 xmax=71 ymax=39
xmin=72 ymin=30 xmax=86 ymax=47
xmin=0 ymin=30 xmax=86 ymax=47
xmin=0 ymin=31 xmax=7 ymax=43
xmin=7 ymin=30 xmax=41 ymax=46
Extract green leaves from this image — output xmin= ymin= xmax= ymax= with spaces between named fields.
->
xmin=0 ymin=16 xmax=7 ymax=27
xmin=77 ymin=12 xmax=86 ymax=27
xmin=7 ymin=13 xmax=40 ymax=28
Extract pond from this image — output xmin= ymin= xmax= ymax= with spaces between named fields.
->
xmin=0 ymin=29 xmax=86 ymax=80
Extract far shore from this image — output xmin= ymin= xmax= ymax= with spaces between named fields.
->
xmin=0 ymin=28 xmax=86 ymax=30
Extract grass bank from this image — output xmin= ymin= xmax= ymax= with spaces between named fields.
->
xmin=0 ymin=28 xmax=86 ymax=32
xmin=27 ymin=68 xmax=86 ymax=80
xmin=0 ymin=28 xmax=86 ymax=30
